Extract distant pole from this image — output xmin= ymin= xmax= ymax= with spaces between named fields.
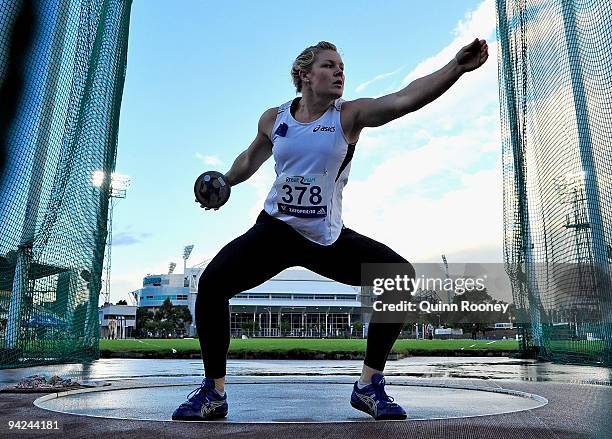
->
xmin=183 ymin=245 xmax=194 ymax=275
xmin=95 ymin=172 xmax=130 ymax=306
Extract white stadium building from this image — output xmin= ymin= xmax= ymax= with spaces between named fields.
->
xmin=134 ymin=262 xmax=370 ymax=338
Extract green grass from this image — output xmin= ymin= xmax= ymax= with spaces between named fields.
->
xmin=547 ymin=340 xmax=606 ymax=354
xmin=0 ymin=339 xmax=96 ymax=352
xmin=99 ymin=338 xmax=519 ymax=354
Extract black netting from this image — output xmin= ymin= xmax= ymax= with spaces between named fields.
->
xmin=496 ymin=0 xmax=612 ymax=366
xmin=0 ymin=0 xmax=132 ymax=368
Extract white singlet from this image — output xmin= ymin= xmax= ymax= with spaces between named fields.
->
xmin=263 ymin=97 xmax=356 ymax=245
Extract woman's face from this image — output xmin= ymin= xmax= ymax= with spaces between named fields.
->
xmin=303 ymin=50 xmax=345 ymax=98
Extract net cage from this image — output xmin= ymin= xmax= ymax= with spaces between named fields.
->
xmin=496 ymin=0 xmax=612 ymax=365
xmin=0 ymin=0 xmax=132 ymax=368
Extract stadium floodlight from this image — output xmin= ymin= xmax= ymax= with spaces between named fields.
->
xmin=168 ymin=262 xmax=177 ymax=274
xmin=93 ymin=170 xmax=132 ymax=306
xmin=110 ymin=172 xmax=131 ymax=198
xmin=183 ymin=245 xmax=194 ymax=274
xmin=91 ymin=171 xmax=131 ymax=197
xmin=92 ymin=170 xmax=105 ymax=187
xmin=183 ymin=245 xmax=194 ymax=260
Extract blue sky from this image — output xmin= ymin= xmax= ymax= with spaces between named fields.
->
xmin=109 ymin=0 xmax=501 ymax=304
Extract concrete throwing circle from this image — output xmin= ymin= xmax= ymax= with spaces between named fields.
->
xmin=34 ymin=380 xmax=548 ymax=423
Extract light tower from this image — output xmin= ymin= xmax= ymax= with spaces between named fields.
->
xmin=93 ymin=171 xmax=131 ymax=305
xmin=168 ymin=262 xmax=177 ymax=274
xmin=441 ymin=254 xmax=452 ymax=304
xmin=555 ymin=171 xmax=598 ymax=312
xmin=183 ymin=245 xmax=194 ymax=275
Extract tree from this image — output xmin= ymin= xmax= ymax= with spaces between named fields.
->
xmin=155 ymin=298 xmax=174 ymax=322
xmin=158 ymin=320 xmax=174 ymax=337
xmin=136 ymin=308 xmax=154 ymax=337
xmin=144 ymin=319 xmax=160 ymax=337
xmin=444 ymin=288 xmax=513 ymax=333
xmin=116 ymin=299 xmax=127 ymax=305
xmin=150 ymin=299 xmax=193 ymax=337
xmin=135 ymin=299 xmax=195 ymax=338
xmin=173 ymin=305 xmax=192 ymax=335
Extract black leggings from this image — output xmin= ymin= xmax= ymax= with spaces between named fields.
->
xmin=195 ymin=210 xmax=415 ymax=378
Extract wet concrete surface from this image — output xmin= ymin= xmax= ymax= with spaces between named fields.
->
xmin=1 ymin=356 xmax=610 ymax=387
xmin=33 ymin=378 xmax=547 ymax=422
xmin=0 ymin=377 xmax=609 ymax=438
xmin=0 ymin=358 xmax=610 ymax=438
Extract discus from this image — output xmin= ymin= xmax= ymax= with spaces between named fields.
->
xmin=194 ymin=171 xmax=231 ymax=209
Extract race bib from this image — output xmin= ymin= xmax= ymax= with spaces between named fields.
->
xmin=275 ymin=174 xmax=329 ymax=218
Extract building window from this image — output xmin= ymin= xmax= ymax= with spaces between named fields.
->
xmin=335 ymin=295 xmax=358 ymax=301
xmin=226 ymin=312 xmax=352 ymax=337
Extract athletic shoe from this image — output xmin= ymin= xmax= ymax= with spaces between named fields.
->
xmin=350 ymin=373 xmax=407 ymax=420
xmin=172 ymin=378 xmax=228 ymax=421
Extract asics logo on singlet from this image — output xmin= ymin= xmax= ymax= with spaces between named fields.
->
xmin=285 ymin=176 xmax=315 ymax=185
xmin=313 ymin=125 xmax=335 ymax=133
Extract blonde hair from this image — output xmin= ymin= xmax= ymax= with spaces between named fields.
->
xmin=291 ymin=41 xmax=338 ymax=93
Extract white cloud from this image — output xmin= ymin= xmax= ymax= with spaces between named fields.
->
xmin=401 ymin=0 xmax=496 ymax=88
xmin=453 ymin=0 xmax=498 ymax=40
xmin=343 ymin=166 xmax=503 ymax=263
xmin=246 ymin=159 xmax=276 ymax=223
xmin=195 ymin=153 xmax=222 ymax=166
xmin=353 ymin=129 xmax=389 ymax=156
xmin=355 ymin=65 xmax=406 ymax=93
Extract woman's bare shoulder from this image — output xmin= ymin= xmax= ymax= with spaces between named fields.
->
xmin=259 ymin=107 xmax=280 ymax=139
